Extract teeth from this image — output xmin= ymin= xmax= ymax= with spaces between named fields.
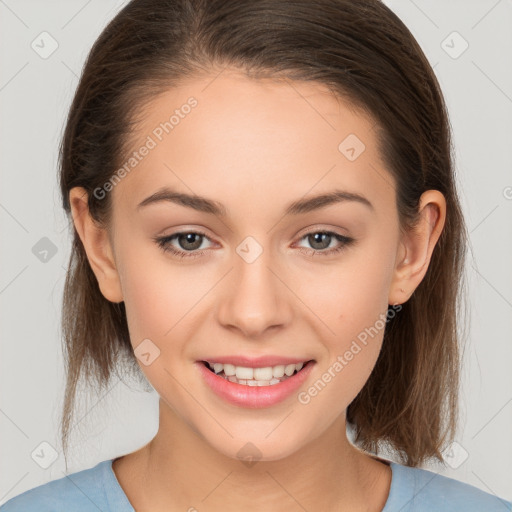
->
xmin=253 ymin=367 xmax=273 ymax=380
xmin=272 ymin=365 xmax=285 ymax=378
xmin=226 ymin=375 xmax=282 ymax=386
xmin=207 ymin=361 xmax=307 ymax=382
xmin=284 ymin=364 xmax=296 ymax=376
xmin=223 ymin=363 xmax=236 ymax=376
xmin=223 ymin=375 xmax=290 ymax=386
xmin=235 ymin=366 xmax=254 ymax=380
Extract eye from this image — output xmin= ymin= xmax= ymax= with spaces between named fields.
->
xmin=153 ymin=229 xmax=355 ymax=259
xmin=153 ymin=230 xmax=213 ymax=259
xmin=295 ymin=231 xmax=355 ymax=257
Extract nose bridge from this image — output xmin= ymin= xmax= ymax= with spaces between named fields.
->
xmin=216 ymin=235 xmax=291 ymax=337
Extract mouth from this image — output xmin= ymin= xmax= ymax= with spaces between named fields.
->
xmin=200 ymin=359 xmax=315 ymax=387
xmin=196 ymin=358 xmax=317 ymax=408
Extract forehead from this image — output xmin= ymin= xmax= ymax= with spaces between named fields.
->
xmin=111 ymin=70 xmax=394 ymax=218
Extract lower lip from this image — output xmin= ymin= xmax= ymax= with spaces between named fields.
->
xmin=195 ymin=360 xmax=316 ymax=408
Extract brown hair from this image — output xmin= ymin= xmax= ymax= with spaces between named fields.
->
xmin=59 ymin=0 xmax=468 ymax=469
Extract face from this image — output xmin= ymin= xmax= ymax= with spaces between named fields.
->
xmin=75 ymin=70 xmax=418 ymax=462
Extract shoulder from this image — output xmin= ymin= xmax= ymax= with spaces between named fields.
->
xmin=0 ymin=460 xmax=129 ymax=512
xmin=385 ymin=461 xmax=512 ymax=511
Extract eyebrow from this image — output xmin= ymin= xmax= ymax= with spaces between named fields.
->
xmin=136 ymin=187 xmax=374 ymax=216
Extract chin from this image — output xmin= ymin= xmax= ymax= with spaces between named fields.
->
xmin=205 ymin=432 xmax=307 ymax=465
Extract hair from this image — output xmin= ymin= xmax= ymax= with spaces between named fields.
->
xmin=58 ymin=0 xmax=469 ymax=469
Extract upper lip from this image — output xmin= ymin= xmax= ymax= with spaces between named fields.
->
xmin=200 ymin=355 xmax=314 ymax=368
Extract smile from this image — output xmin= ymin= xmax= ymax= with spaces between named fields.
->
xmin=195 ymin=359 xmax=316 ymax=408
xmin=203 ymin=361 xmax=307 ymax=386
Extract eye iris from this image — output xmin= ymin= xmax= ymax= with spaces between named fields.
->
xmin=309 ymin=232 xmax=331 ymax=250
xmin=179 ymin=233 xmax=202 ymax=251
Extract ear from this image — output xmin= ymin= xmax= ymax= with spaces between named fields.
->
xmin=69 ymin=187 xmax=124 ymax=303
xmin=388 ymin=189 xmax=446 ymax=306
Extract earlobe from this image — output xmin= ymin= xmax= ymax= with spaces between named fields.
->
xmin=69 ymin=187 xmax=124 ymax=303
xmin=388 ymin=190 xmax=446 ymax=305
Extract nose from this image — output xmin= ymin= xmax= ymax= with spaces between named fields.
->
xmin=215 ymin=244 xmax=293 ymax=339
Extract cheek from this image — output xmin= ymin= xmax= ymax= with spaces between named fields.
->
xmin=297 ymin=240 xmax=396 ymax=395
xmin=119 ymin=257 xmax=210 ymax=393
xmin=118 ymin=247 xmax=203 ymax=346
xmin=298 ymin=245 xmax=394 ymax=341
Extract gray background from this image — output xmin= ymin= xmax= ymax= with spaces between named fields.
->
xmin=1 ymin=0 xmax=511 ymax=505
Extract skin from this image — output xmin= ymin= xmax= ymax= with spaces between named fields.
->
xmin=70 ymin=69 xmax=446 ymax=511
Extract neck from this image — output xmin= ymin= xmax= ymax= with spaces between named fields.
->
xmin=114 ymin=398 xmax=391 ymax=512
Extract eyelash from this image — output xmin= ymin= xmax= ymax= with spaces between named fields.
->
xmin=153 ymin=230 xmax=355 ymax=259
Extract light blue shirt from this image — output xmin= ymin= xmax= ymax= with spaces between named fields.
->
xmin=1 ymin=458 xmax=510 ymax=511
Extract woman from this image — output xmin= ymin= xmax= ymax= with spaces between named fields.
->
xmin=2 ymin=0 xmax=510 ymax=510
